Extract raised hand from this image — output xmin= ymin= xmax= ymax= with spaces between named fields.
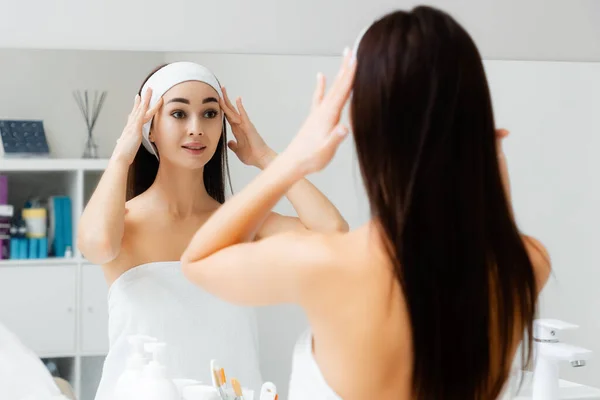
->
xmin=219 ymin=87 xmax=275 ymax=169
xmin=112 ymin=88 xmax=163 ymax=165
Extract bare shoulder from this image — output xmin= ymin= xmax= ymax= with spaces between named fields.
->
xmin=522 ymin=235 xmax=551 ymax=293
xmin=123 ymin=199 xmax=143 ymax=227
xmin=288 ymin=225 xmax=394 ymax=325
xmin=119 ymin=199 xmax=147 ymax=246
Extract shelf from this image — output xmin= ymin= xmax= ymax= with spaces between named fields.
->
xmin=0 ymin=257 xmax=80 ymax=267
xmin=39 ymin=352 xmax=78 ymax=359
xmin=0 ymin=156 xmax=109 ymax=400
xmin=0 ymin=158 xmax=109 ymax=172
xmin=80 ymin=351 xmax=108 ymax=357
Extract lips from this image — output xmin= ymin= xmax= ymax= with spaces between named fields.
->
xmin=182 ymin=144 xmax=207 ymax=151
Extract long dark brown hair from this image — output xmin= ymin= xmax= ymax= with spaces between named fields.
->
xmin=351 ymin=7 xmax=538 ymax=399
xmin=126 ymin=63 xmax=231 ymax=203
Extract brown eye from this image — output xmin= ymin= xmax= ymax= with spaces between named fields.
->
xmin=204 ymin=110 xmax=218 ymax=119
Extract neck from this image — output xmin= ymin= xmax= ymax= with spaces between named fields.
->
xmin=148 ymin=158 xmax=216 ymax=216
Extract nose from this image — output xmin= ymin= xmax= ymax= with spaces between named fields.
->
xmin=187 ymin=116 xmax=204 ymax=136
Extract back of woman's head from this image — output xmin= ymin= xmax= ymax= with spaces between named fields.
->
xmin=126 ymin=63 xmax=230 ymax=202
xmin=351 ymin=6 xmax=538 ymax=399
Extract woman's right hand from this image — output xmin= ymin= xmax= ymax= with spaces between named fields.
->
xmin=111 ymin=88 xmax=163 ymax=165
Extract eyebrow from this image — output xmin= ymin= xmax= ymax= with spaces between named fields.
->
xmin=202 ymin=97 xmax=219 ymax=104
xmin=166 ymin=97 xmax=219 ymax=105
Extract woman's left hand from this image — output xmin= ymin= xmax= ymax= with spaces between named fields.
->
xmin=219 ymin=87 xmax=275 ymax=169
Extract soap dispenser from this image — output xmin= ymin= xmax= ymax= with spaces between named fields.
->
xmin=531 ymin=319 xmax=592 ymax=400
xmin=137 ymin=342 xmax=180 ymax=400
xmin=114 ymin=334 xmax=157 ymax=400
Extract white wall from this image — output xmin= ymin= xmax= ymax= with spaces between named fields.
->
xmin=0 ymin=49 xmax=164 ymax=158
xmin=0 ymin=0 xmax=599 ymax=62
xmin=485 ymin=60 xmax=600 ymax=386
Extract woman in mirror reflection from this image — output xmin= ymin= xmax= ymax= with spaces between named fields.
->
xmin=182 ymin=6 xmax=552 ymax=400
xmin=77 ymin=61 xmax=349 ymax=399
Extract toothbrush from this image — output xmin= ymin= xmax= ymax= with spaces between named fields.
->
xmin=231 ymin=378 xmax=245 ymax=400
xmin=213 ymin=370 xmax=229 ymax=400
xmin=219 ymin=367 xmax=228 ymax=391
xmin=210 ymin=360 xmax=227 ymax=400
xmin=210 ymin=360 xmax=218 ymax=388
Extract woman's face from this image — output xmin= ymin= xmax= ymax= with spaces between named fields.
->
xmin=150 ymin=81 xmax=223 ymax=169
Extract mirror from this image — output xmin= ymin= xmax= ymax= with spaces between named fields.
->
xmin=0 ymin=17 xmax=598 ymax=400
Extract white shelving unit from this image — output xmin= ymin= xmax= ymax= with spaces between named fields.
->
xmin=0 ymin=158 xmax=109 ymax=400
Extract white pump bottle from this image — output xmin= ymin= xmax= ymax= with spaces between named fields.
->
xmin=113 ymin=334 xmax=157 ymax=400
xmin=136 ymin=342 xmax=180 ymax=400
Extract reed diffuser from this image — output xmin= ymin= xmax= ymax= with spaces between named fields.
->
xmin=73 ymin=89 xmax=107 ymax=158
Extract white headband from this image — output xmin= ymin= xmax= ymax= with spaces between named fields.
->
xmin=140 ymin=61 xmax=224 ymax=159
